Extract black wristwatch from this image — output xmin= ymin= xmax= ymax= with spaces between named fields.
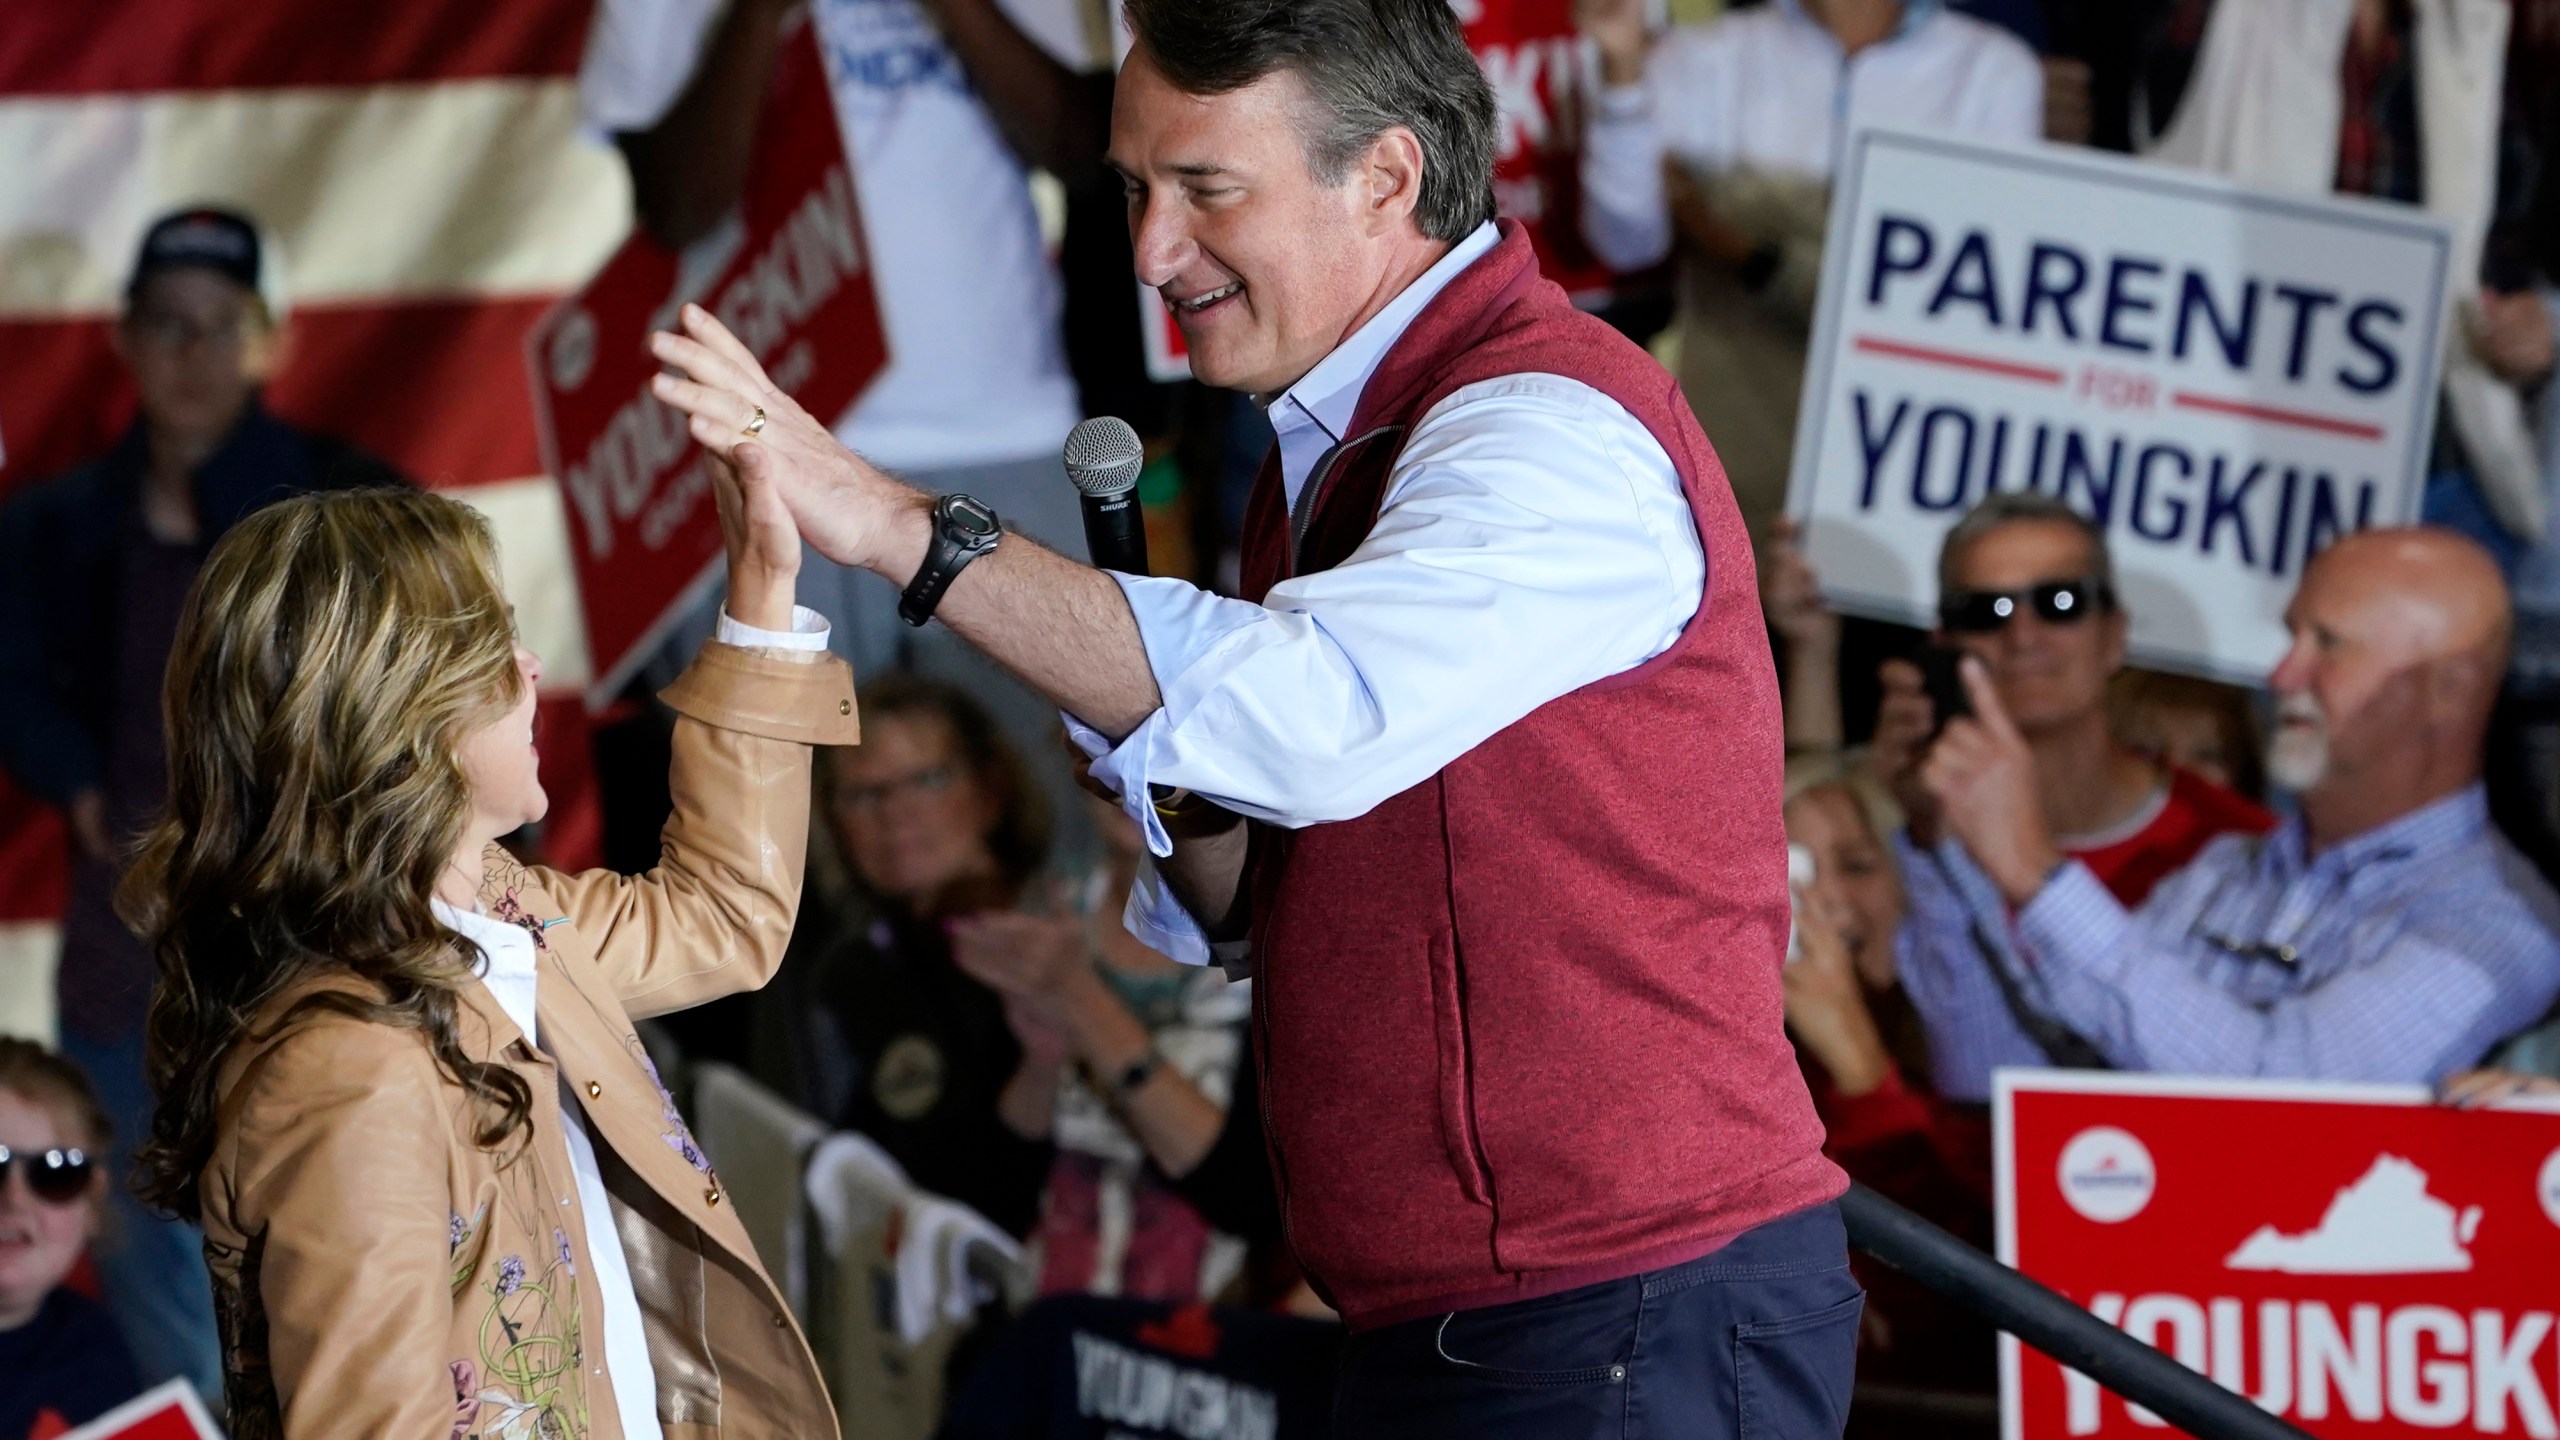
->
xmin=899 ymin=493 xmax=1002 ymax=627
xmin=1101 ymin=1050 xmax=1161 ymax=1101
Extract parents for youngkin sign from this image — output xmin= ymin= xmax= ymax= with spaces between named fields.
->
xmin=1787 ymin=129 xmax=2456 ymax=682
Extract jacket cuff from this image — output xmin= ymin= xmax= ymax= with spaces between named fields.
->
xmin=657 ymin=642 xmax=860 ymax=746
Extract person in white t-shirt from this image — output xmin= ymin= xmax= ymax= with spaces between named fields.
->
xmin=1575 ymin=0 xmax=2042 ymax=541
xmin=583 ymin=0 xmax=1101 ymax=856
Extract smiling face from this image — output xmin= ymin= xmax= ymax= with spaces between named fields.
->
xmin=0 ymin=1089 xmax=97 ymax=1332
xmin=456 ymin=646 xmax=547 ymax=839
xmin=1110 ymin=44 xmax=1427 ymax=397
xmin=1941 ymin=518 xmax=2126 ymax=734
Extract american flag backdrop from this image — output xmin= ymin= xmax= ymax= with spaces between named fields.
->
xmin=0 ymin=0 xmax=625 ymax=1038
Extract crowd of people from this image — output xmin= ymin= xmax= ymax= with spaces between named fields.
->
xmin=4 ymin=0 xmax=2560 ymax=1436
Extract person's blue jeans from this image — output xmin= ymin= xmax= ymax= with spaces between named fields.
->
xmin=1332 ymin=1201 xmax=1863 ymax=1440
xmin=56 ymin=1027 xmax=223 ymax=1405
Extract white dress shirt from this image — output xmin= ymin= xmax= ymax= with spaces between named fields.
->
xmin=1578 ymin=0 xmax=2043 ymax=273
xmin=1071 ymin=221 xmax=1706 ymax=964
xmin=432 ymin=608 xmax=825 ymax=1440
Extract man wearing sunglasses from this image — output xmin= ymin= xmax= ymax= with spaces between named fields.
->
xmin=1917 ymin=527 xmax=2560 ymax=1085
xmin=1875 ymin=493 xmax=2273 ymax=1101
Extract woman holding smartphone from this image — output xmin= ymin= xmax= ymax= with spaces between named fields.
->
xmin=122 ymin=464 xmax=856 ymax=1439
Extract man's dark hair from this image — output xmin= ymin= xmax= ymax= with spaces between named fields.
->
xmin=1125 ymin=0 xmax=1497 ymax=242
xmin=1937 ymin=491 xmax=2119 ymax=605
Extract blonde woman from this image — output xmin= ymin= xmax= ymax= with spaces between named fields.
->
xmin=121 ymin=476 xmax=857 ymax=1439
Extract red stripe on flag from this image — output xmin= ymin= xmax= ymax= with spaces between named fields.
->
xmin=0 ymin=0 xmax=594 ymax=95
xmin=268 ymin=298 xmax=557 ymax=488
xmin=0 ymin=321 xmax=136 ymax=494
xmin=0 ymin=780 xmax=66 ymax=924
xmin=2 ymin=297 xmax=558 ymax=496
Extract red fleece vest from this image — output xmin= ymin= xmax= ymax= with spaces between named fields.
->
xmin=1237 ymin=223 xmax=1843 ymax=1329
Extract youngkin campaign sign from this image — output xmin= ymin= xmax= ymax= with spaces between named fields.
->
xmin=1788 ymin=130 xmax=2455 ymax=683
xmin=1997 ymin=1070 xmax=2560 ymax=1440
xmin=528 ymin=15 xmax=886 ymax=706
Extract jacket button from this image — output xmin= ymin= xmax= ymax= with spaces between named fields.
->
xmin=772 ymin=1314 xmax=787 ymax=1328
xmin=587 ymin=1081 xmax=602 ymax=1098
xmin=706 ymin=1185 xmax=722 ymax=1206
xmin=838 ymin=699 xmax=852 ymax=715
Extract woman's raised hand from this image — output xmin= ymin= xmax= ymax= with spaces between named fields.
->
xmin=707 ymin=422 xmax=801 ymax=631
xmin=650 ymin=303 xmax=921 ymax=576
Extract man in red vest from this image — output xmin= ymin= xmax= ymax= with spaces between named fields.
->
xmin=650 ymin=1 xmax=1853 ymax=1432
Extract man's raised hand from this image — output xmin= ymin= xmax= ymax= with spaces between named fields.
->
xmin=1922 ymin=656 xmax=2062 ymax=907
xmin=649 ymin=303 xmax=920 ymax=574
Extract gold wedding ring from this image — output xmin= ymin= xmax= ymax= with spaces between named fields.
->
xmin=743 ymin=406 xmax=767 ymax=438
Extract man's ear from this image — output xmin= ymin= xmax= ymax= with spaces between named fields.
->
xmin=1359 ymin=125 xmax=1427 ymax=235
xmin=2423 ymin=649 xmax=2496 ymax=733
xmin=244 ymin=312 xmax=291 ymax=383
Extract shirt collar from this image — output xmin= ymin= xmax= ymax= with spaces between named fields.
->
xmin=2266 ymin=783 xmax=2490 ymax=877
xmin=1774 ymin=0 xmax=1942 ymax=46
xmin=1264 ymin=221 xmax=1502 ymax=452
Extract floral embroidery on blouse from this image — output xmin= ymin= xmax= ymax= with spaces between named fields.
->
xmin=554 ymin=1227 xmax=577 ymax=1278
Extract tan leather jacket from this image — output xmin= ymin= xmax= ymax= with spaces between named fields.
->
xmin=197 ymin=643 xmax=859 ymax=1440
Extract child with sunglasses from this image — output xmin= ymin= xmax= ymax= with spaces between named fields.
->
xmin=0 ymin=1038 xmax=143 ymax=1440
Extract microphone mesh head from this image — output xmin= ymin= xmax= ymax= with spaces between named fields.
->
xmin=1063 ymin=416 xmax=1146 ymax=497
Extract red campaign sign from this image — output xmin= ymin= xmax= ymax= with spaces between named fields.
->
xmin=1998 ymin=1072 xmax=2560 ymax=1440
xmin=1134 ymin=0 xmax=1618 ymax=383
xmin=1457 ymin=0 xmax=1615 ymax=299
xmin=528 ymin=15 xmax=886 ymax=704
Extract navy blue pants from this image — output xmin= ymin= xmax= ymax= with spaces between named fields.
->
xmin=1333 ymin=1202 xmax=1862 ymax=1440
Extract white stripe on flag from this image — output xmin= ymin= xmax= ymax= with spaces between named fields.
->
xmin=0 ymin=78 xmax=629 ymax=317
xmin=454 ymin=474 xmax=596 ymax=693
xmin=0 ymin=920 xmax=61 ymax=1048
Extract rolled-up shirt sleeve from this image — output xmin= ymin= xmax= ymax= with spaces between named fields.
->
xmin=1076 ymin=374 xmax=1703 ymax=869
xmin=2011 ymin=857 xmax=2556 ymax=1083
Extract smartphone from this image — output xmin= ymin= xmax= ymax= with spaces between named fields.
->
xmin=1916 ymin=644 xmax=1973 ymax=736
xmin=1784 ymin=842 xmax=1816 ymax=965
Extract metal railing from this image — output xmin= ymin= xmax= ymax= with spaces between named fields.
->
xmin=1841 ymin=1184 xmax=2313 ymax=1440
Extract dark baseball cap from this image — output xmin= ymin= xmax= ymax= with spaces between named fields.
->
xmin=127 ymin=207 xmax=268 ymax=303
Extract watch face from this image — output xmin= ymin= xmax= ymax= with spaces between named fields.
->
xmin=945 ymin=496 xmax=1001 ymax=539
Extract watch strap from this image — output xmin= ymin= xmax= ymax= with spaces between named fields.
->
xmin=1104 ymin=1051 xmax=1160 ymax=1100
xmin=899 ymin=497 xmax=999 ymax=627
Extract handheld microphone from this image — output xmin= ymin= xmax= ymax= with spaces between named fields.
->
xmin=1064 ymin=416 xmax=1149 ymax=575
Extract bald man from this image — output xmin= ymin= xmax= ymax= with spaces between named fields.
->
xmin=1914 ymin=527 xmax=2560 ymax=1083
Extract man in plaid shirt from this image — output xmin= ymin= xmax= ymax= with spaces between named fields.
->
xmin=1909 ymin=528 xmax=2560 ymax=1083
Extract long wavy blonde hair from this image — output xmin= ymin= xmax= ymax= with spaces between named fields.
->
xmin=123 ymin=488 xmax=534 ymax=1219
